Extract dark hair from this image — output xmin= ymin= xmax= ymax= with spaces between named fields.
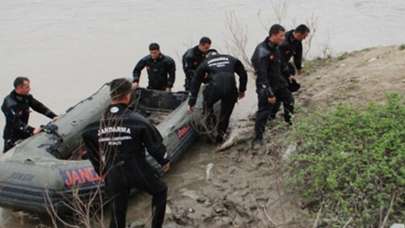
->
xmin=109 ymin=78 xmax=132 ymax=100
xmin=207 ymin=49 xmax=219 ymax=57
xmin=13 ymin=76 xmax=30 ymax=88
xmin=295 ymin=24 xmax=310 ymax=34
xmin=269 ymin=24 xmax=286 ymax=36
xmin=199 ymin=37 xmax=212 ymax=45
xmin=149 ymin=42 xmax=160 ymax=51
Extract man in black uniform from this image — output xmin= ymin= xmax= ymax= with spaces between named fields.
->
xmin=182 ymin=37 xmax=212 ymax=91
xmin=271 ymin=25 xmax=310 ymax=122
xmin=188 ymin=50 xmax=248 ymax=143
xmin=1 ymin=77 xmax=57 ymax=152
xmin=279 ymin=24 xmax=310 ymax=80
xmin=82 ymin=78 xmax=170 ymax=228
xmin=251 ymin=24 xmax=294 ymax=147
xmin=132 ymin=43 xmax=176 ymax=91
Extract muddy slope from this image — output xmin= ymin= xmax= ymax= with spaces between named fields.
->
xmin=123 ymin=46 xmax=405 ymax=228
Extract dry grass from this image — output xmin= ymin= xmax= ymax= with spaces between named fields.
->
xmin=44 ymin=182 xmax=107 ymax=228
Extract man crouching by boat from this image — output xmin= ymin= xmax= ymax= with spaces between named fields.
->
xmin=1 ymin=76 xmax=58 ymax=153
xmin=82 ymin=78 xmax=170 ymax=228
xmin=188 ymin=50 xmax=248 ymax=143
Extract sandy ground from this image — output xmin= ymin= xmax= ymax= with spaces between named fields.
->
xmin=125 ymin=122 xmax=309 ymax=228
xmin=297 ymin=46 xmax=405 ymax=107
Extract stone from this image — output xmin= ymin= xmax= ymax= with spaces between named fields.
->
xmin=206 ymin=163 xmax=214 ymax=181
xmin=181 ymin=189 xmax=199 ymax=200
xmin=283 ymin=144 xmax=297 ymax=160
xmin=368 ymin=57 xmax=378 ymax=63
xmin=196 ymin=196 xmax=207 ymax=204
xmin=166 ymin=205 xmax=173 ymax=215
xmin=391 ymin=224 xmax=405 ymax=228
xmin=187 ymin=208 xmax=195 ymax=213
xmin=128 ymin=220 xmax=145 ymax=228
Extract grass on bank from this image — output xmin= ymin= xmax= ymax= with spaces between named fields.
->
xmin=288 ymin=94 xmax=405 ymax=227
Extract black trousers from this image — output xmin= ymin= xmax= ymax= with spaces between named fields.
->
xmin=3 ymin=139 xmax=15 ymax=153
xmin=203 ymin=86 xmax=237 ymax=138
xmin=254 ymin=87 xmax=294 ymax=139
xmin=271 ymin=87 xmax=295 ymax=123
xmin=106 ymin=161 xmax=167 ymax=228
xmin=270 ymin=63 xmax=297 ymax=118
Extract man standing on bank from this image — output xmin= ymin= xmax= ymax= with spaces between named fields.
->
xmin=132 ymin=43 xmax=176 ymax=91
xmin=1 ymin=77 xmax=58 ymax=152
xmin=270 ymin=24 xmax=310 ymax=122
xmin=279 ymin=24 xmax=310 ymax=90
xmin=251 ymin=24 xmax=294 ymax=147
xmin=188 ymin=50 xmax=248 ymax=143
xmin=82 ymin=78 xmax=170 ymax=228
xmin=182 ymin=37 xmax=212 ymax=91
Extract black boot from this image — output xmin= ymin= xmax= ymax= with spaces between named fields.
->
xmin=251 ymin=137 xmax=264 ymax=150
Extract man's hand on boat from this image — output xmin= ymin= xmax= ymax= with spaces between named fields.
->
xmin=162 ymin=162 xmax=171 ymax=173
xmin=33 ymin=116 xmax=59 ymax=135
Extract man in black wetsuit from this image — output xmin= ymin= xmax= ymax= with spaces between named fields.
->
xmin=82 ymin=78 xmax=170 ymax=228
xmin=1 ymin=77 xmax=57 ymax=152
xmin=182 ymin=37 xmax=212 ymax=91
xmin=251 ymin=24 xmax=295 ymax=147
xmin=270 ymin=24 xmax=310 ymax=122
xmin=279 ymin=24 xmax=310 ymax=81
xmin=188 ymin=50 xmax=248 ymax=143
xmin=132 ymin=43 xmax=176 ymax=91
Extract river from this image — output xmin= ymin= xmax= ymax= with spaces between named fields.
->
xmin=0 ymin=0 xmax=405 ymax=226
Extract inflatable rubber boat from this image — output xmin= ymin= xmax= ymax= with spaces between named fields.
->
xmin=0 ymin=84 xmax=203 ymax=213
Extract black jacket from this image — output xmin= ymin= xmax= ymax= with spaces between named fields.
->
xmin=1 ymin=90 xmax=56 ymax=141
xmin=251 ymin=38 xmax=288 ymax=98
xmin=279 ymin=30 xmax=303 ymax=71
xmin=81 ymin=103 xmax=168 ymax=176
xmin=189 ymin=54 xmax=248 ymax=106
xmin=182 ymin=46 xmax=207 ymax=81
xmin=132 ymin=54 xmax=176 ymax=90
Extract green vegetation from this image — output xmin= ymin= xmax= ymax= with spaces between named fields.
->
xmin=399 ymin=44 xmax=405 ymax=51
xmin=288 ymin=94 xmax=405 ymax=227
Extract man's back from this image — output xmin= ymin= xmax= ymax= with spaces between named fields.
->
xmin=82 ymin=103 xmax=167 ymax=176
xmin=203 ymin=54 xmax=239 ymax=75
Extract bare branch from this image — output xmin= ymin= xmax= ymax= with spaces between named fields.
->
xmin=312 ymin=203 xmax=323 ymax=228
xmin=224 ymin=11 xmax=254 ymax=73
xmin=343 ymin=217 xmax=353 ymax=228
xmin=380 ymin=192 xmax=397 ymax=228
xmin=303 ymin=14 xmax=319 ymax=59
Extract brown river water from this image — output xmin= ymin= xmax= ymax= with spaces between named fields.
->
xmin=1 ymin=0 xmax=405 ymax=226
